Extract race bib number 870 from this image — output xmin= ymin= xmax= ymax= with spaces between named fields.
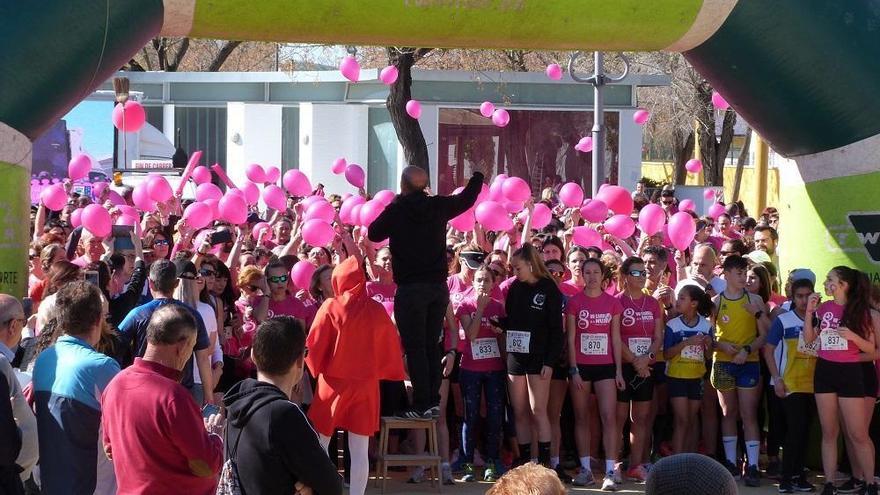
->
xmin=580 ymin=333 xmax=608 ymax=356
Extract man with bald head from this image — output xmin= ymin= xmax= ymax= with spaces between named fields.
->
xmin=369 ymin=166 xmax=484 ymax=419
xmin=674 ymin=242 xmax=726 ymax=298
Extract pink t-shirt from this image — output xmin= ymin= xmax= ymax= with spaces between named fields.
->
xmin=816 ymin=301 xmax=861 ymax=363
xmin=367 ymin=281 xmax=397 ymax=316
xmin=454 ymin=297 xmax=506 ymax=373
xmin=616 ymin=292 xmax=662 ymax=355
xmin=560 ymin=281 xmax=583 ymax=298
xmin=499 ymin=276 xmax=516 ymax=299
xmin=448 ymin=274 xmax=472 ymax=306
xmin=566 ymin=292 xmax=623 ymax=365
xmin=267 ymin=295 xmax=318 ymax=329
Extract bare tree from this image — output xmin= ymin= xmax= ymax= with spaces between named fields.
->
xmin=385 ymin=47 xmax=434 ymax=172
xmin=124 ymin=38 xmax=261 ymax=72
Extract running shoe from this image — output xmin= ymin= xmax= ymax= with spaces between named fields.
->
xmin=601 ymin=472 xmax=619 ymax=492
xmin=792 ymin=474 xmax=815 ymax=492
xmin=426 ymin=405 xmax=441 ymax=419
xmin=440 ymin=463 xmax=453 ymax=486
xmin=395 ymin=408 xmax=430 ymax=420
xmin=866 ymin=483 xmax=879 ymax=495
xmin=449 ymin=457 xmax=466 ymax=474
xmin=745 ymin=464 xmax=761 ymax=487
xmin=572 ymin=468 xmax=595 ymax=487
xmin=483 ymin=461 xmax=499 ymax=483
xmin=819 ymin=482 xmax=836 ymax=495
xmin=723 ymin=460 xmax=742 ymax=480
xmin=461 ymin=463 xmax=476 ymax=482
xmin=554 ymin=464 xmax=572 ymax=484
xmin=778 ymin=478 xmax=794 ymax=493
xmin=626 ymin=464 xmax=648 ymax=483
xmin=837 ymin=478 xmax=865 ymax=494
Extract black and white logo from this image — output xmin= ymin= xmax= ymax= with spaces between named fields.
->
xmin=848 ymin=213 xmax=880 ymax=262
xmin=533 ymin=293 xmax=546 ymax=307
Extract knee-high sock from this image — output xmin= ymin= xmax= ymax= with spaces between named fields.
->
xmin=349 ymin=433 xmax=370 ymax=495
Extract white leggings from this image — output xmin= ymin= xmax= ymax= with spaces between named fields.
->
xmin=320 ymin=432 xmax=369 ymax=495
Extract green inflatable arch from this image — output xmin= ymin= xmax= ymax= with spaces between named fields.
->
xmin=2 ymin=0 xmax=879 ymax=296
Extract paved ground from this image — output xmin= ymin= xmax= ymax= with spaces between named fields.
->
xmin=366 ymin=470 xmax=790 ymax=494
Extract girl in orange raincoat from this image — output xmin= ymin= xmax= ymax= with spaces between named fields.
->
xmin=306 ymin=255 xmax=406 ymax=495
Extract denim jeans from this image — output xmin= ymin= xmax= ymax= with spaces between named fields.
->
xmin=459 ymin=369 xmax=506 ymax=462
xmin=394 ymin=282 xmax=449 ymax=412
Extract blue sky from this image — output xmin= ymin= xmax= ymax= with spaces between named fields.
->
xmin=63 ymin=100 xmax=114 ymax=157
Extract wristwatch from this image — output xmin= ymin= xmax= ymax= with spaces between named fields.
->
xmin=648 ymin=352 xmax=656 ymax=361
xmin=568 ymin=366 xmax=579 ymax=377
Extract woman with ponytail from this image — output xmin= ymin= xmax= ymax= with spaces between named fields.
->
xmin=804 ymin=266 xmax=880 ymax=495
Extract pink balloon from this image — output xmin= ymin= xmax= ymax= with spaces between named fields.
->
xmin=546 ymin=64 xmax=563 ymax=80
xmin=558 ymin=182 xmax=584 ymax=208
xmin=379 ymin=65 xmax=399 ymax=85
xmin=82 ymin=204 xmax=112 ymax=238
xmin=579 ymin=199 xmax=609 ymax=223
xmin=480 ymin=101 xmax=495 ymax=118
xmin=477 ymin=183 xmax=490 ymax=204
xmin=475 ymin=201 xmax=513 ymax=231
xmin=195 ymin=183 xmax=223 ymax=202
xmin=572 ymin=226 xmax=602 ymax=248
xmin=501 ymin=176 xmax=530 ymax=203
xmin=40 ymin=184 xmax=68 ymax=211
xmin=118 ymin=205 xmax=138 ymax=218
xmin=339 ymin=195 xmax=366 ymax=225
xmin=116 ymin=214 xmax=138 ymax=227
xmin=633 ymin=109 xmax=650 ymax=125
xmin=679 ymin=199 xmax=695 ymax=212
xmin=406 ymin=100 xmax=422 ymax=119
xmin=219 ymin=193 xmax=248 ymax=225
xmin=449 ymin=209 xmax=475 ymax=231
xmin=252 ymin=222 xmax=272 ymax=242
xmin=147 ymin=175 xmax=172 ymax=202
xmin=492 ymin=108 xmax=510 ymax=127
xmin=685 ymin=159 xmax=703 ymax=174
xmin=488 ymin=180 xmax=505 ymax=202
xmin=668 ymin=212 xmax=697 ymax=251
xmin=262 ymin=185 xmax=288 ymax=211
xmin=359 ymin=199 xmax=386 ymax=227
xmin=712 ymin=91 xmax=730 ymax=110
xmin=638 ymin=203 xmax=666 ymax=236
xmin=239 ymin=181 xmax=260 ymax=206
xmin=70 ymin=208 xmax=83 ymax=228
xmin=344 ymin=164 xmax=366 ymax=189
xmin=332 ymin=158 xmax=347 ymax=175
xmin=191 ymin=166 xmax=212 ymax=185
xmin=291 ymin=260 xmax=317 ymax=291
xmin=339 ymin=55 xmax=360 ymax=82
xmin=703 ymin=188 xmax=718 ymax=200
xmin=203 ymin=199 xmax=220 ymax=220
xmin=182 ymin=202 xmax=212 ymax=230
xmin=350 ymin=204 xmax=364 ymax=226
xmin=373 ymin=189 xmax=395 ymax=206
xmin=575 ymin=136 xmax=593 ymax=153
xmin=305 ymin=200 xmax=336 ymax=223
xmin=518 ymin=203 xmax=552 ymax=230
xmin=107 ymin=190 xmax=125 ymax=206
xmin=302 ymin=219 xmax=335 ymax=246
xmin=245 ymin=163 xmax=266 ymax=184
xmin=300 ymin=195 xmax=324 ymax=210
xmin=92 ymin=181 xmax=108 ymax=198
xmin=265 ymin=166 xmax=281 ymax=184
xmin=708 ymin=203 xmax=726 ymax=219
xmin=132 ymin=184 xmax=155 ymax=212
xmin=283 ymin=170 xmax=312 ymax=196
xmin=596 ymin=185 xmax=634 ymax=215
xmin=604 ymin=214 xmax=636 ymax=239
xmin=68 ymin=154 xmax=91 ymax=181
xmin=112 ymin=101 xmax=146 ymax=133
xmin=503 ymin=200 xmax=524 ymax=214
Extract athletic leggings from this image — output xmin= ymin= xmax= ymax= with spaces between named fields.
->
xmin=781 ymin=393 xmax=814 ymax=479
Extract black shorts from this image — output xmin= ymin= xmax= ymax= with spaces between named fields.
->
xmin=449 ymin=351 xmax=462 ymax=383
xmin=651 ymin=361 xmax=667 ymax=384
xmin=507 ymin=353 xmax=545 ymax=376
xmin=667 ymin=377 xmax=704 ymax=400
xmin=617 ymin=364 xmax=655 ymax=403
xmin=814 ymin=358 xmax=866 ymax=398
xmin=864 ymin=362 xmax=879 ymax=398
xmin=577 ymin=363 xmax=617 ymax=383
xmin=380 ymin=380 xmax=408 ymax=416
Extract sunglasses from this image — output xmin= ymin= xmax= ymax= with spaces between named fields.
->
xmin=28 ymin=253 xmax=37 ymax=260
xmin=661 ymin=200 xmax=674 ymax=205
xmin=179 ymin=274 xmax=197 ymax=281
xmin=720 ymin=251 xmax=735 ymax=256
xmin=550 ymin=270 xmax=564 ymax=277
xmin=268 ymin=275 xmax=289 ymax=284
xmin=153 ymin=239 xmax=170 ymax=247
xmin=199 ymin=269 xmax=216 ymax=277
xmin=628 ymin=269 xmax=647 ymax=277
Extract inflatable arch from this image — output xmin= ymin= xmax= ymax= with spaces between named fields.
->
xmin=2 ymin=0 xmax=879 ymax=296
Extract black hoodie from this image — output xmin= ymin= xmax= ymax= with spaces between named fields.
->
xmin=223 ymin=379 xmax=342 ymax=495
xmin=368 ymin=172 xmax=483 ymax=285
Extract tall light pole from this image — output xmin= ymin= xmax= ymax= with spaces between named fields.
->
xmin=568 ymin=51 xmax=630 ymax=197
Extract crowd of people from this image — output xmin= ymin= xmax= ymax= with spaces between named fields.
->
xmin=2 ymin=166 xmax=878 ymax=495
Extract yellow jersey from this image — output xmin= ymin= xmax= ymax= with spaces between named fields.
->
xmin=713 ymin=293 xmax=759 ymax=363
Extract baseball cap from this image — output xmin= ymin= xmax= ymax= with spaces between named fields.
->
xmin=789 ymin=268 xmax=816 ymax=285
xmin=174 ymin=259 xmax=198 ymax=280
xmin=460 ymin=250 xmax=487 ymax=270
xmin=744 ymin=250 xmax=771 ymax=265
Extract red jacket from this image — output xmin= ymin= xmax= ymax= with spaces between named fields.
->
xmin=101 ymin=358 xmax=223 ymax=495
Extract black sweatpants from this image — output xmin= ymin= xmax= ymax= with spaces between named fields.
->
xmin=781 ymin=392 xmax=814 ymax=479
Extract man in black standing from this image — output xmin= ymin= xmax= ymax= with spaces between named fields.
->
xmin=369 ymin=167 xmax=483 ymax=418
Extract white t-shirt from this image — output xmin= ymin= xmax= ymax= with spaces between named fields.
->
xmin=674 ymin=276 xmax=727 ymax=299
xmin=193 ymin=302 xmax=220 ymax=385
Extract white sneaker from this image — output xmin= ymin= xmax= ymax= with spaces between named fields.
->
xmin=573 ymin=469 xmax=595 ymax=487
xmin=602 ymin=474 xmax=619 ymax=491
xmin=613 ymin=462 xmax=623 ymax=483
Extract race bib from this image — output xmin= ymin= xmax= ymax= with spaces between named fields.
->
xmin=797 ymin=332 xmax=819 ymax=357
xmin=681 ymin=344 xmax=704 ymax=362
xmin=820 ymin=329 xmax=848 ymax=352
xmin=471 ymin=338 xmax=501 ymax=360
xmin=580 ymin=333 xmax=608 ymax=356
xmin=628 ymin=337 xmax=652 ymax=357
xmin=506 ymin=330 xmax=531 ymax=353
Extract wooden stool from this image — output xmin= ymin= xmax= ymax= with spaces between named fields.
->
xmin=374 ymin=417 xmax=442 ymax=493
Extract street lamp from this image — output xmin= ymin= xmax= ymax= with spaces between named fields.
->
xmin=568 ymin=51 xmax=630 ymax=197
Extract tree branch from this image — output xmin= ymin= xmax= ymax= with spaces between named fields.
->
xmin=207 ymin=41 xmax=243 ymax=72
xmin=166 ymin=37 xmax=190 ymax=72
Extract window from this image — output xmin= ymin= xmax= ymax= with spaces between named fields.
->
xmin=174 ymin=106 xmax=227 ymax=171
